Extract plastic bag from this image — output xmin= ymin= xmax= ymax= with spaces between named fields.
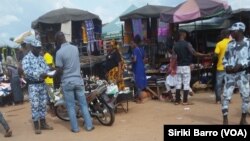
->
xmin=166 ymin=75 xmax=177 ymax=87
xmin=106 ymin=83 xmax=119 ymax=95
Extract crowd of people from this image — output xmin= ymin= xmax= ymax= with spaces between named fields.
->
xmin=0 ymin=32 xmax=96 ymax=137
xmin=1 ymin=21 xmax=250 ymax=138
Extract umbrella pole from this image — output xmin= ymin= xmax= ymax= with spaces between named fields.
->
xmin=194 ymin=21 xmax=201 ymax=85
xmin=121 ymin=24 xmax=124 ymax=45
xmin=88 ymin=48 xmax=92 ymax=77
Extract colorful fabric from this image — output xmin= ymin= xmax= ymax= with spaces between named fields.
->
xmin=85 ymin=20 xmax=95 ymax=43
xmin=81 ymin=25 xmax=88 ymax=44
xmin=214 ymin=38 xmax=230 ymax=71
xmin=132 ymin=19 xmax=143 ymax=39
xmin=124 ymin=20 xmax=133 ymax=45
xmin=158 ymin=20 xmax=170 ymax=42
xmin=106 ymin=49 xmax=125 ymax=90
xmin=44 ymin=52 xmax=54 ymax=85
xmin=106 ymin=66 xmax=125 ymax=90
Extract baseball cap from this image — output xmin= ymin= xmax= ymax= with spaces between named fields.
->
xmin=30 ymin=38 xmax=42 ymax=47
xmin=228 ymin=22 xmax=246 ymax=32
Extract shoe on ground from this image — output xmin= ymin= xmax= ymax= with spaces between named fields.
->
xmin=86 ymin=126 xmax=95 ymax=132
xmin=71 ymin=129 xmax=80 ymax=133
xmin=4 ymin=129 xmax=12 ymax=137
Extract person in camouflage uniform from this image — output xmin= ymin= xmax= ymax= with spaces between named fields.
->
xmin=222 ymin=22 xmax=250 ymax=125
xmin=22 ymin=39 xmax=53 ymax=134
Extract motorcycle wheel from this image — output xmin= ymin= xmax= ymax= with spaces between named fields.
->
xmin=55 ymin=104 xmax=82 ymax=121
xmin=95 ymin=99 xmax=115 ymax=126
xmin=55 ymin=105 xmax=70 ymax=121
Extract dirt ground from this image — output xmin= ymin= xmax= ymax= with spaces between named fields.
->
xmin=0 ymin=90 xmax=248 ymax=141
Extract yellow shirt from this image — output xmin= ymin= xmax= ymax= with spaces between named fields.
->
xmin=44 ymin=52 xmax=54 ymax=85
xmin=214 ymin=38 xmax=231 ymax=71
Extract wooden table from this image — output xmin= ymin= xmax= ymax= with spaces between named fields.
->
xmin=146 ymin=72 xmax=166 ymax=99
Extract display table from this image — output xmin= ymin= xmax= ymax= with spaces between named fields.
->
xmin=109 ymin=91 xmax=133 ymax=113
xmin=146 ymin=73 xmax=166 ymax=99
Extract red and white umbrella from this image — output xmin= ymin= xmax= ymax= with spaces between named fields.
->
xmin=160 ymin=0 xmax=231 ymax=23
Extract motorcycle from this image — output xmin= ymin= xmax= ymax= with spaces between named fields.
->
xmin=53 ymin=80 xmax=115 ymax=126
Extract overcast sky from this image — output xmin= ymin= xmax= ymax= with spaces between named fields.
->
xmin=0 ymin=0 xmax=249 ymax=40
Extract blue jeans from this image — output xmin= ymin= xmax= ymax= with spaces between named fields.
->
xmin=62 ymin=82 xmax=93 ymax=132
xmin=215 ymin=71 xmax=226 ymax=102
xmin=0 ymin=112 xmax=10 ymax=131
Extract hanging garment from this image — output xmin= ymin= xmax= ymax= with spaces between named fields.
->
xmin=85 ymin=20 xmax=95 ymax=43
xmin=81 ymin=25 xmax=88 ymax=44
xmin=124 ymin=20 xmax=133 ymax=45
xmin=132 ymin=19 xmax=143 ymax=39
xmin=158 ymin=20 xmax=170 ymax=42
xmin=61 ymin=21 xmax=72 ymax=42
xmin=142 ymin=19 xmax=148 ymax=41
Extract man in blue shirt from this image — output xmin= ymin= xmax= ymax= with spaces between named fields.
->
xmin=55 ymin=32 xmax=94 ymax=133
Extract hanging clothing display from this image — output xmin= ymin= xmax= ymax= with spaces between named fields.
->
xmin=142 ymin=19 xmax=148 ymax=41
xmin=85 ymin=20 xmax=95 ymax=43
xmin=158 ymin=19 xmax=170 ymax=42
xmin=151 ymin=18 xmax=158 ymax=41
xmin=124 ymin=20 xmax=133 ymax=46
xmin=61 ymin=21 xmax=72 ymax=42
xmin=81 ymin=24 xmax=88 ymax=44
xmin=132 ymin=19 xmax=143 ymax=39
xmin=85 ymin=20 xmax=96 ymax=53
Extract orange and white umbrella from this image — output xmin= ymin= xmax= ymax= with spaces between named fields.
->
xmin=14 ymin=30 xmax=34 ymax=44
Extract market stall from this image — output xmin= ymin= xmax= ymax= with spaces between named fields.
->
xmin=120 ymin=4 xmax=174 ymax=67
xmin=32 ymin=7 xmax=102 ymax=55
xmin=160 ymin=0 xmax=232 ymax=91
xmin=119 ymin=4 xmax=176 ymax=98
xmin=31 ymin=7 xmax=106 ymax=78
